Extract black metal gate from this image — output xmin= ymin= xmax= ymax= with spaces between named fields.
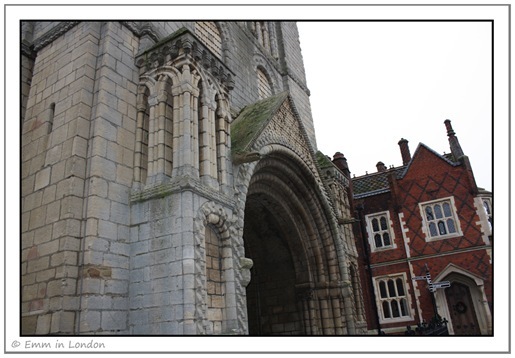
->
xmin=405 ymin=316 xmax=449 ymax=336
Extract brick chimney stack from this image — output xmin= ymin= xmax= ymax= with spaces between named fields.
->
xmin=332 ymin=152 xmax=350 ymax=178
xmin=376 ymin=161 xmax=387 ymax=172
xmin=445 ymin=119 xmax=464 ymax=160
xmin=398 ymin=138 xmax=411 ymax=165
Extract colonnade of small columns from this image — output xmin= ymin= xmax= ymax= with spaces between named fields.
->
xmin=134 ymin=61 xmax=231 ymax=190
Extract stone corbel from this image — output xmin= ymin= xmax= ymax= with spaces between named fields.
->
xmin=240 ymin=257 xmax=254 ymax=287
xmin=233 ymin=152 xmax=261 ymax=165
xmin=338 ymin=218 xmax=359 ymax=225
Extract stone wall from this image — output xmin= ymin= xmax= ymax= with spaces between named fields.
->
xmin=77 ymin=21 xmax=141 ymax=334
xmin=20 ymin=21 xmax=350 ymax=335
xmin=21 ymin=21 xmax=104 ymax=334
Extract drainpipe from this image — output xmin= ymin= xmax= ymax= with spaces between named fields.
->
xmin=356 ymin=204 xmax=382 ymax=335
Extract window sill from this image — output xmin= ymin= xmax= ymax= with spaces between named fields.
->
xmin=371 ymin=245 xmax=396 ymax=253
xmin=379 ymin=316 xmax=413 ymax=325
xmin=424 ymin=233 xmax=462 ymax=242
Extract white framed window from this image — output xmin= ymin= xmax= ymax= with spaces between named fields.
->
xmin=374 ymin=274 xmax=412 ymax=323
xmin=420 ymin=197 xmax=462 ymax=241
xmin=366 ymin=211 xmax=396 ymax=251
xmin=482 ymin=198 xmax=493 ymax=231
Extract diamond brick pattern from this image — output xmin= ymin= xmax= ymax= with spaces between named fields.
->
xmin=399 ymin=169 xmax=484 ymax=257
xmin=351 ymin=140 xmax=492 ymax=335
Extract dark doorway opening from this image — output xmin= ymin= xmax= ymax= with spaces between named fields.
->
xmin=243 ymin=194 xmax=305 ymax=335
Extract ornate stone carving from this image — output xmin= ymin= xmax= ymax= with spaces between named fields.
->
xmin=136 ymin=28 xmax=235 ymax=92
xmin=193 ymin=201 xmax=231 ymax=334
xmin=33 ymin=21 xmax=80 ymax=52
xmin=21 ymin=42 xmax=36 ymax=60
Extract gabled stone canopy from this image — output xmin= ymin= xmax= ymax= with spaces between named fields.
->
xmin=231 ymin=91 xmax=324 ymax=188
xmin=230 ymin=92 xmax=361 ymax=335
xmin=231 ymin=91 xmax=290 ymax=155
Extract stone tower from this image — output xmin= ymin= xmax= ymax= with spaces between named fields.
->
xmin=21 ymin=21 xmax=366 ymax=335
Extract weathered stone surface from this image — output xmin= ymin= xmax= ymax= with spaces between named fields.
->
xmin=21 ymin=21 xmax=362 ymax=336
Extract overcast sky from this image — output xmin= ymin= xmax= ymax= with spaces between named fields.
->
xmin=297 ymin=21 xmax=492 ymax=191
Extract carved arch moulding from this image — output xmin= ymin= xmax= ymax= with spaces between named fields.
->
xmin=193 ymin=201 xmax=249 ymax=334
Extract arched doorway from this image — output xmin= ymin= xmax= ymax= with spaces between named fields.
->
xmin=433 ymin=264 xmax=492 ymax=335
xmin=445 ymin=281 xmax=481 ymax=335
xmin=242 ymin=152 xmax=344 ymax=335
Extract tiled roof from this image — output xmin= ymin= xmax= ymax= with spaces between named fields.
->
xmin=351 ymin=142 xmax=462 ymax=199
xmin=352 ymin=166 xmax=406 ymax=199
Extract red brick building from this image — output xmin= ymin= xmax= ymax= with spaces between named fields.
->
xmin=333 ymin=120 xmax=492 ymax=335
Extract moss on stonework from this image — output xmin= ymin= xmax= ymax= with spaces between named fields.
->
xmin=316 ymin=151 xmax=333 ymax=169
xmin=231 ymin=91 xmax=289 ymax=155
xmin=137 ymin=27 xmax=190 ymax=59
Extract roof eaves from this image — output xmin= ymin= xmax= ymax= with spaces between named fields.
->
xmin=354 ymin=188 xmax=391 ymax=199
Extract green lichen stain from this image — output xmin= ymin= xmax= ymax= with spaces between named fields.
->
xmin=316 ymin=151 xmax=333 ymax=169
xmin=231 ymin=92 xmax=289 ymax=155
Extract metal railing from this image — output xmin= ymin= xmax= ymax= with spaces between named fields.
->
xmin=405 ymin=316 xmax=449 ymax=336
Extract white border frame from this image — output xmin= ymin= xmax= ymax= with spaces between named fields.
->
xmin=5 ymin=3 xmax=509 ymax=355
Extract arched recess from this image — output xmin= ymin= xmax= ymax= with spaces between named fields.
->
xmin=195 ymin=21 xmax=223 ymax=59
xmin=194 ymin=21 xmax=235 ymax=69
xmin=254 ymin=54 xmax=279 ymax=99
xmin=134 ymin=70 xmax=179 ymax=186
xmin=193 ymin=201 xmax=238 ymax=335
xmin=256 ymin=66 xmax=273 ymax=100
xmin=240 ymin=148 xmax=349 ymax=335
xmin=134 ymin=59 xmax=232 ymax=189
xmin=134 ymin=83 xmax=151 ymax=185
xmin=249 ymin=21 xmax=279 ymax=58
xmin=197 ymin=76 xmax=232 ymax=189
xmin=434 ymin=264 xmax=492 ymax=335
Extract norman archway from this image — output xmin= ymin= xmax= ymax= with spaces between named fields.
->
xmin=231 ymin=93 xmax=357 ymax=335
xmin=241 ymin=149 xmax=351 ymax=335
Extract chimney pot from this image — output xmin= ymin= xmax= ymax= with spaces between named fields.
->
xmin=376 ymin=161 xmax=387 ymax=172
xmin=444 ymin=119 xmax=455 ymax=135
xmin=332 ymin=152 xmax=351 ymax=178
xmin=398 ymin=138 xmax=411 ymax=165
